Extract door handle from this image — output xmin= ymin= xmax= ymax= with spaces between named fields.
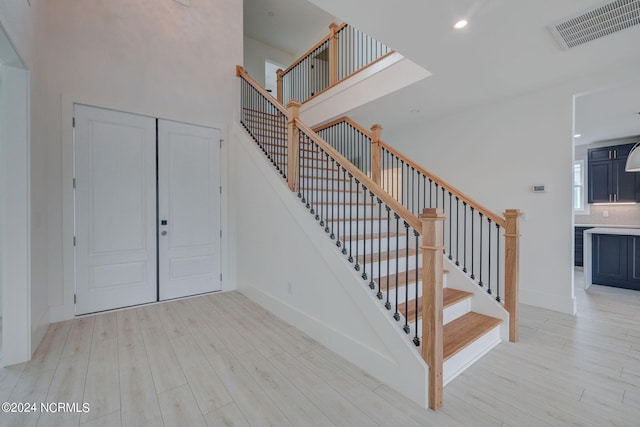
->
xmin=161 ymin=231 xmax=167 ymax=236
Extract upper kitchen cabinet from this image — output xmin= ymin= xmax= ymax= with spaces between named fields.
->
xmin=588 ymin=143 xmax=640 ymax=203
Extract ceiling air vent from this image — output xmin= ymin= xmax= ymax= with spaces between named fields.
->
xmin=549 ymin=0 xmax=640 ymax=49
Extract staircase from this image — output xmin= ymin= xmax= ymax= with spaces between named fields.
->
xmin=236 ymin=65 xmax=520 ymax=410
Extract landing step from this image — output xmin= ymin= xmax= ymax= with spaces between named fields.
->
xmin=443 ymin=312 xmax=502 ymax=361
xmin=399 ymin=288 xmax=473 ymax=323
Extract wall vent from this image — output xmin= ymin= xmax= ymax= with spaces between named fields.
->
xmin=549 ymin=0 xmax=640 ymax=50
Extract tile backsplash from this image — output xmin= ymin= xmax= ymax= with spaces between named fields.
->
xmin=575 ymin=203 xmax=640 ymax=226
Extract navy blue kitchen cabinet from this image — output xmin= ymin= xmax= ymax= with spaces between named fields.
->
xmin=592 ymin=234 xmax=640 ymax=291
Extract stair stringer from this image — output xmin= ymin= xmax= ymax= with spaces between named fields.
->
xmin=230 ymin=122 xmax=429 ymax=408
xmin=444 ymin=257 xmax=509 ymax=342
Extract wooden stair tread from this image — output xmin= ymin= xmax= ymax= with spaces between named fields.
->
xmin=443 ymin=312 xmax=502 ymax=361
xmin=397 ymin=288 xmax=473 ymax=323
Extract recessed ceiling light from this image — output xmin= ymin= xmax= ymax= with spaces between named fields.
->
xmin=454 ymin=20 xmax=468 ymax=30
xmin=268 ymin=11 xmax=275 ymax=17
xmin=574 ymin=133 xmax=581 ymax=138
xmin=410 ymin=109 xmax=421 ymax=113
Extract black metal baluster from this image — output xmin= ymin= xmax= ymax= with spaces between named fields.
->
xmin=348 ymin=173 xmax=354 ymax=262
xmin=496 ymin=223 xmax=501 ymax=303
xmin=455 ymin=196 xmax=460 ymax=266
xmin=470 ymin=207 xmax=475 ymax=280
xmin=393 ymin=213 xmax=400 ymax=321
xmin=448 ymin=191 xmax=452 ymax=259
xmin=330 ymin=158 xmax=335 ymax=239
xmin=376 ymin=198 xmax=383 ymax=298
xmin=341 ymin=166 xmax=347 ymax=254
xmin=369 ymin=190 xmax=375 ymax=288
xmin=463 ymin=202 xmax=468 ymax=273
xmin=403 ymin=221 xmax=410 ymax=334
xmin=479 ymin=212 xmax=484 ymax=287
xmin=361 ymin=184 xmax=368 ymax=280
xmin=487 ymin=217 xmax=492 ymax=295
xmin=413 ymin=230 xmax=420 ymax=346
xmin=385 ymin=205 xmax=391 ymax=310
xmin=354 ymin=180 xmax=361 ymax=271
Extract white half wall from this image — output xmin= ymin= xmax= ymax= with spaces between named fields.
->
xmin=230 ymin=121 xmax=429 ymax=407
xmin=385 ymin=58 xmax=640 ymax=315
xmin=36 ymin=0 xmax=242 ymax=322
xmin=300 ymin=52 xmax=430 ymax=128
xmin=0 ymin=64 xmax=32 ymax=365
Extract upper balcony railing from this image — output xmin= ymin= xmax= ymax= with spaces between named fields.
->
xmin=277 ymin=23 xmax=393 ymax=105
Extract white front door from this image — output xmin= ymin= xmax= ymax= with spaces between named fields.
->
xmin=74 ymin=105 xmax=157 ymax=315
xmin=158 ymin=120 xmax=221 ymax=300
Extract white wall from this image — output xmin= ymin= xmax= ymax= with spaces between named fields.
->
xmin=385 ymin=58 xmax=640 ymax=315
xmin=243 ymin=36 xmax=293 ymax=87
xmin=0 ymin=0 xmax=47 ymax=363
xmin=230 ymin=121 xmax=429 ymax=407
xmin=38 ymin=0 xmax=242 ymax=321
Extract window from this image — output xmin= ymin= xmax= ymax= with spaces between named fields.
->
xmin=573 ymin=160 xmax=586 ymax=212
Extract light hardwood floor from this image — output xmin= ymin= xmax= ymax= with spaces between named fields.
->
xmin=1 ymin=271 xmax=639 ymax=426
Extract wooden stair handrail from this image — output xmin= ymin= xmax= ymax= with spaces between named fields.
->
xmin=236 ymin=66 xmax=290 ymax=120
xmin=313 ymin=116 xmax=505 ymax=227
xmin=379 ymin=141 xmax=505 ymax=228
xmin=295 ymin=119 xmax=422 ymax=232
xmin=313 ymin=116 xmax=373 ymax=139
xmin=281 ymin=22 xmax=348 ymax=77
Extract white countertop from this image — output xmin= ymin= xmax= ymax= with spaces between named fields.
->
xmin=585 ymin=227 xmax=640 ymax=236
xmin=576 ymin=224 xmax=640 ymax=229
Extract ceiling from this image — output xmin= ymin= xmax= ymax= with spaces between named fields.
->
xmin=243 ymin=0 xmax=335 ymax=55
xmin=244 ymin=0 xmax=640 ymax=142
xmin=575 ymin=78 xmax=640 ymax=146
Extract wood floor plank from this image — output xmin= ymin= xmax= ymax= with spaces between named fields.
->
xmin=118 ymin=323 xmax=163 ymax=427
xmin=38 ymin=357 xmax=89 ymax=427
xmin=237 ymin=351 xmax=336 ymax=427
xmin=22 ymin=321 xmax=72 ymax=376
xmin=296 ymin=351 xmax=423 ymax=427
xmin=141 ymin=331 xmax=187 ymax=394
xmin=268 ymin=351 xmax=376 ymax=427
xmin=79 ymin=411 xmax=121 ymax=427
xmin=170 ymin=334 xmax=233 ymax=415
xmin=0 ymin=363 xmax=26 ymax=391
xmin=206 ymin=348 xmax=293 ymax=427
xmin=204 ymin=402 xmax=250 ymax=427
xmin=59 ymin=317 xmax=95 ymax=363
xmin=186 ymin=297 xmax=254 ymax=356
xmin=4 ymin=370 xmax=56 ymax=427
xmin=157 ymin=384 xmax=206 ymax=427
xmin=81 ymin=338 xmax=119 ymax=424
xmin=7 ymin=270 xmax=640 ymax=427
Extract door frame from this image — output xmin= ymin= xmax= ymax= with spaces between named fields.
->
xmin=56 ymin=98 xmax=230 ymax=322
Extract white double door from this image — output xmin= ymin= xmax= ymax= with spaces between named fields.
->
xmin=74 ymin=105 xmax=221 ymax=315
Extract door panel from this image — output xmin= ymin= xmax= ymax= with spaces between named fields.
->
xmin=75 ymin=105 xmax=157 ymax=314
xmin=158 ymin=120 xmax=221 ymax=300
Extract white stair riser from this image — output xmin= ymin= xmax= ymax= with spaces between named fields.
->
xmin=327 ymin=218 xmax=391 ymax=235
xmin=338 ymin=234 xmax=409 ymax=256
xmin=314 ymin=204 xmax=391 ymax=219
xmin=410 ymin=297 xmax=472 ymax=338
xmin=381 ymin=283 xmax=422 ymax=304
xmin=360 ymin=255 xmax=422 ymax=278
xmin=303 ymin=190 xmax=366 ymax=203
xmin=443 ymin=324 xmax=501 ymax=385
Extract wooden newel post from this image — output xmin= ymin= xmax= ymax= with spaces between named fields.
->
xmin=329 ymin=22 xmax=339 ymax=86
xmin=276 ymin=69 xmax=284 ymax=103
xmin=503 ymin=209 xmax=521 ymax=343
xmin=420 ymin=208 xmax=446 ymax=410
xmin=371 ymin=124 xmax=382 ymax=186
xmin=286 ymin=100 xmax=302 ymax=192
